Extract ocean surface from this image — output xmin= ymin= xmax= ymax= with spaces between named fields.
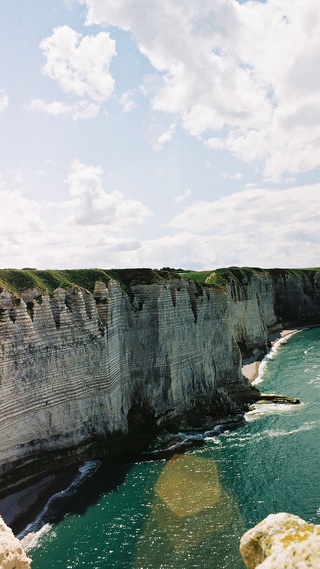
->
xmin=23 ymin=327 xmax=320 ymax=568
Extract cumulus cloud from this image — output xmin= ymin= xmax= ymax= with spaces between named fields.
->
xmin=1 ymin=173 xmax=319 ymax=269
xmin=78 ymin=0 xmax=320 ymax=179
xmin=32 ymin=25 xmax=116 ymax=118
xmin=65 ymin=159 xmax=153 ymax=230
xmin=0 ymin=160 xmax=154 ymax=269
xmin=0 ymin=90 xmax=8 ymax=112
xmin=152 ymin=122 xmax=177 ymax=151
xmin=40 ymin=25 xmax=116 ymax=100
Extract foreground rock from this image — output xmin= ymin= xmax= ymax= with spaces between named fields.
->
xmin=0 ymin=516 xmax=31 ymax=568
xmin=257 ymin=393 xmax=300 ymax=405
xmin=240 ymin=512 xmax=320 ymax=568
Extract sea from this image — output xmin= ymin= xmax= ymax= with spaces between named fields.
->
xmin=20 ymin=326 xmax=320 ymax=568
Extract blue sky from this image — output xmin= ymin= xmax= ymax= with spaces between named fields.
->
xmin=0 ymin=0 xmax=320 ymax=270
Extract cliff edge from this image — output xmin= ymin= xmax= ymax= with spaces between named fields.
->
xmin=0 ymin=267 xmax=319 ymax=491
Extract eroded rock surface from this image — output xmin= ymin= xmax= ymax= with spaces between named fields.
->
xmin=0 ymin=515 xmax=31 ymax=568
xmin=240 ymin=512 xmax=320 ymax=569
xmin=0 ymin=269 xmax=320 ymax=490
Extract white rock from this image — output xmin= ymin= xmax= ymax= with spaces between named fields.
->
xmin=240 ymin=512 xmax=320 ymax=569
xmin=0 ymin=516 xmax=31 ymax=568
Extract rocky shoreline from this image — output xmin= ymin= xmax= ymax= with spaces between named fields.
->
xmin=0 ymin=267 xmax=320 ymax=544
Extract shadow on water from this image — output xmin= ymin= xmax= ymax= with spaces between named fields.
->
xmin=2 ymin=414 xmax=246 ymax=540
xmin=0 ymin=456 xmax=131 ymax=536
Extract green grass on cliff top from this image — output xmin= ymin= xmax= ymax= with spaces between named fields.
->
xmin=181 ymin=267 xmax=320 ymax=287
xmin=0 ymin=267 xmax=319 ymax=296
xmin=0 ymin=268 xmax=177 ymax=296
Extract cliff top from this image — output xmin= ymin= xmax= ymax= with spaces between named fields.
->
xmin=0 ymin=268 xmax=178 ymax=297
xmin=0 ymin=266 xmax=319 ymax=297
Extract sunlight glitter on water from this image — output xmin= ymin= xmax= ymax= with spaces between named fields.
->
xmin=26 ymin=327 xmax=320 ymax=569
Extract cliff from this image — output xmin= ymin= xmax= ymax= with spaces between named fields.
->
xmin=0 ymin=267 xmax=319 ymax=490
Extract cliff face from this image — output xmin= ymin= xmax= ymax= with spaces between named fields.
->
xmin=0 ymin=268 xmax=319 ymax=490
xmin=0 ymin=277 xmax=245 ymax=489
xmin=226 ymin=269 xmax=320 ymax=353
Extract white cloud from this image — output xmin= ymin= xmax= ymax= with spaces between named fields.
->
xmin=158 ymin=123 xmax=176 ymax=145
xmin=117 ymin=90 xmax=136 ymax=113
xmin=28 ymin=98 xmax=99 ymax=119
xmin=78 ymin=0 xmax=320 ymax=179
xmin=152 ymin=122 xmax=176 ymax=151
xmin=32 ymin=25 xmax=117 ymax=119
xmin=0 ymin=174 xmax=319 ymax=269
xmin=0 ymin=188 xmax=45 ymax=237
xmin=169 ymin=185 xmax=320 ymax=235
xmin=0 ymin=160 xmax=153 ymax=269
xmin=0 ymin=90 xmax=8 ymax=112
xmin=174 ymin=189 xmax=191 ymax=203
xmin=40 ymin=25 xmax=116 ymax=101
xmin=221 ymin=172 xmax=242 ymax=180
xmin=65 ymin=159 xmax=153 ymax=230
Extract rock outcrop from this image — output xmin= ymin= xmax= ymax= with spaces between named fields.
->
xmin=240 ymin=512 xmax=320 ymax=569
xmin=0 ymin=515 xmax=31 ymax=568
xmin=0 ymin=267 xmax=319 ymax=490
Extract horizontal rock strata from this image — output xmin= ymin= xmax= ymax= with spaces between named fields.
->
xmin=0 ymin=268 xmax=319 ymax=490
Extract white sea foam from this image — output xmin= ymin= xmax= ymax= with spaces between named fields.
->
xmin=307 ymin=377 xmax=320 ymax=388
xmin=18 ymin=460 xmax=101 ymax=541
xmin=203 ymin=436 xmax=222 ymax=445
xmin=252 ymin=331 xmax=299 ymax=386
xmin=221 ymin=419 xmax=317 ymax=449
xmin=252 ymin=329 xmax=302 ymax=385
xmin=21 ymin=523 xmax=53 ymax=551
xmin=245 ymin=402 xmax=303 ymax=421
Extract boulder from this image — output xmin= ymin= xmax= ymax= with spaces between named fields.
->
xmin=240 ymin=512 xmax=320 ymax=569
xmin=0 ymin=516 xmax=31 ymax=568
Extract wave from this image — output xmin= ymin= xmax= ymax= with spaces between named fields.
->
xmin=245 ymin=402 xmax=304 ymax=421
xmin=253 ymin=330 xmax=300 ymax=386
xmin=21 ymin=523 xmax=53 ymax=552
xmin=220 ymin=418 xmax=318 ymax=449
xmin=18 ymin=460 xmax=101 ymax=543
xmin=264 ymin=421 xmax=318 ymax=438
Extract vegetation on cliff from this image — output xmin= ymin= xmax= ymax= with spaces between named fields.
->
xmin=0 ymin=268 xmax=176 ymax=297
xmin=0 ymin=266 xmax=319 ymax=298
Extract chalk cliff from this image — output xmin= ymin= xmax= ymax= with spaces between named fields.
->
xmin=0 ymin=267 xmax=319 ymax=490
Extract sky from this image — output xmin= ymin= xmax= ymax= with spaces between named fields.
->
xmin=1 ymin=0 xmax=320 ymax=270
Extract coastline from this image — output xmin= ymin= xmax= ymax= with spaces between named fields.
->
xmin=0 ymin=464 xmax=80 ymax=536
xmin=242 ymin=329 xmax=300 ymax=384
xmin=2 ymin=326 xmax=318 ymax=540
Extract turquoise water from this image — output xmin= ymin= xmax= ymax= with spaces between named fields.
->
xmin=26 ymin=328 xmax=320 ymax=568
